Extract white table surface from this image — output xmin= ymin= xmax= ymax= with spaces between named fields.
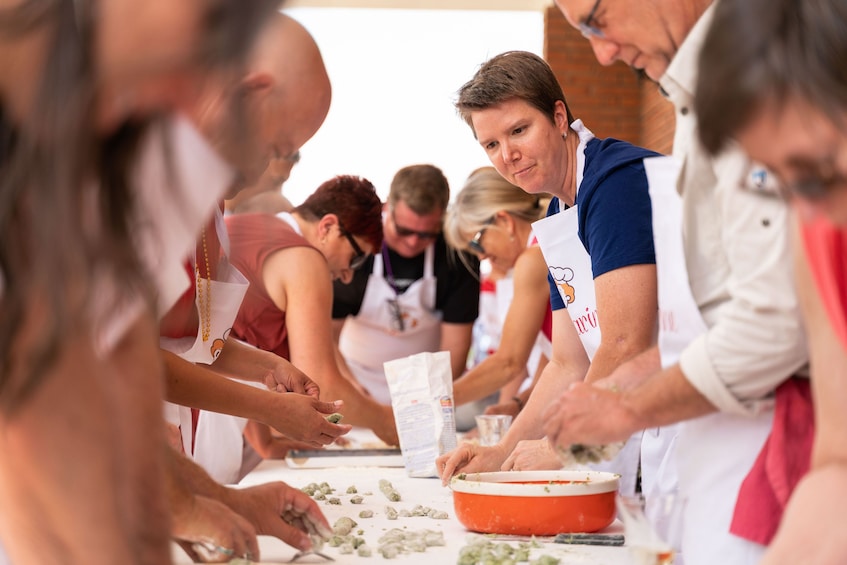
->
xmin=171 ymin=432 xmax=637 ymax=564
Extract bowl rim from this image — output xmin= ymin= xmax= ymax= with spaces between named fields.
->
xmin=450 ymin=470 xmax=620 ymax=497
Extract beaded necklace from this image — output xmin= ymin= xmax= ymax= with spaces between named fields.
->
xmin=195 ymin=227 xmax=212 ymax=342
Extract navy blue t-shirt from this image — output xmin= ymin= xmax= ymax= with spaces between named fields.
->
xmin=547 ymin=137 xmax=659 ymax=311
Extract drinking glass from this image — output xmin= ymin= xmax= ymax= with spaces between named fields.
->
xmin=474 ymin=414 xmax=512 ymax=446
xmin=617 ymin=494 xmax=679 ymax=565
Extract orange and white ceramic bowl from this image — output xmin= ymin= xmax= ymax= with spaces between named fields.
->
xmin=450 ymin=470 xmax=619 ymax=536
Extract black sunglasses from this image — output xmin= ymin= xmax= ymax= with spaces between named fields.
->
xmin=338 ymin=223 xmax=368 ymax=270
xmin=391 ymin=209 xmax=440 ymax=240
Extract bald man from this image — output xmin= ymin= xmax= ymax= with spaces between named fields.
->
xmin=174 ymin=13 xmax=398 ymax=448
xmin=156 ymin=14 xmax=350 ymax=560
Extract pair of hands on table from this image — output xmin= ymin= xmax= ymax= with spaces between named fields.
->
xmin=176 ymin=482 xmax=332 ymax=563
xmin=541 ymin=381 xmax=638 ymax=451
xmin=436 ymin=440 xmax=561 ymax=485
xmin=438 ymin=380 xmax=636 ymax=484
xmin=261 ymin=362 xmax=352 ymax=448
xmin=174 ymin=495 xmax=258 ymax=562
xmin=222 ymin=482 xmax=333 ymax=551
xmin=269 ymin=395 xmax=351 ymax=447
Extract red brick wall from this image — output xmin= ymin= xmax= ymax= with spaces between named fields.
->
xmin=640 ymin=80 xmax=675 ymax=155
xmin=543 ymin=6 xmax=674 ymax=155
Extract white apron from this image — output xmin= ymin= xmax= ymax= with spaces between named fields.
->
xmin=642 ymin=156 xmax=710 ymax=562
xmin=645 ymin=157 xmax=772 ymax=565
xmin=532 ymin=121 xmax=641 ymax=496
xmin=160 ymin=208 xmax=250 ymax=484
xmin=339 ymin=245 xmax=442 ymax=404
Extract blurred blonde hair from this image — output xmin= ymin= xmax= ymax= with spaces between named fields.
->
xmin=444 ymin=166 xmax=549 ymax=254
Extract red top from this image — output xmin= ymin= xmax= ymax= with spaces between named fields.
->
xmin=801 ymin=215 xmax=847 ymax=349
xmin=225 ymin=213 xmax=315 ymax=359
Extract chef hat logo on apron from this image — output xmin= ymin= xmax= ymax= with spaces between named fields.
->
xmin=209 ymin=327 xmax=232 ymax=360
xmin=548 ymin=266 xmax=576 ymax=305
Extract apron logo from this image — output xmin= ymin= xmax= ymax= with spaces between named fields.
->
xmin=209 ymin=327 xmax=232 ymax=360
xmin=658 ymin=309 xmax=678 ymax=333
xmin=750 ymin=169 xmax=767 ymax=188
xmin=548 ymin=266 xmax=576 ymax=305
xmin=573 ymin=306 xmax=600 ymax=335
xmin=549 ymin=265 xmax=599 ymax=337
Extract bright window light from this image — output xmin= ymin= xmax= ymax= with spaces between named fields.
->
xmin=282 ymin=7 xmax=544 ymax=205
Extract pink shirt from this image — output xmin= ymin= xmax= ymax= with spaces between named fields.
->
xmin=225 ymin=213 xmax=314 ymax=359
xmin=801 ymin=216 xmax=847 ymax=349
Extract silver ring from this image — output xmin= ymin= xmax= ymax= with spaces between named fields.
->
xmin=215 ymin=545 xmax=235 ymax=556
xmin=190 ymin=542 xmax=235 ymax=562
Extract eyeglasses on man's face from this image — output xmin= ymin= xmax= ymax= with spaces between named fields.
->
xmin=782 ymin=166 xmax=847 ymax=202
xmin=338 ymin=223 xmax=368 ymax=270
xmin=391 ymin=209 xmax=441 ymax=240
xmin=579 ymin=0 xmax=605 ymax=39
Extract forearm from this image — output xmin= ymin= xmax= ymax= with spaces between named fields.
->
xmin=621 ymin=363 xmax=717 ymax=430
xmin=588 ymin=264 xmax=658 ymax=384
xmin=208 ymin=337 xmax=276 ymax=382
xmin=167 ymin=446 xmax=228 ymax=505
xmin=496 ymin=375 xmax=524 ymax=405
xmin=506 ymin=354 xmax=549 ymax=409
xmin=163 ymin=350 xmax=272 ymax=420
xmin=454 ymin=352 xmax=527 ymax=406
xmin=795 ymin=230 xmax=847 ymax=470
xmin=499 ymin=357 xmax=582 ymax=452
xmin=441 ymin=322 xmax=473 ymax=379
xmin=602 ymin=346 xmax=662 ymax=391
xmin=584 ymin=338 xmax=651 ymax=384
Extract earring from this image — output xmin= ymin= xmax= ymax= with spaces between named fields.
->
xmin=562 ymin=132 xmax=567 ymax=140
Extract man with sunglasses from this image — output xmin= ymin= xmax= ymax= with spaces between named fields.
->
xmin=544 ymin=2 xmax=809 ymax=565
xmin=332 ymin=164 xmax=480 ymax=405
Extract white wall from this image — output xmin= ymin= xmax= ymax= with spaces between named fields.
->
xmin=282 ymin=7 xmax=544 ymax=205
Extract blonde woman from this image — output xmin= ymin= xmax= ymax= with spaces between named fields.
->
xmin=445 ymin=167 xmax=552 ymax=415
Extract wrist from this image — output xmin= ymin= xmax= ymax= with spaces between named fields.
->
xmin=511 ymin=396 xmax=524 ymax=412
xmin=619 ymin=389 xmax=648 ymax=433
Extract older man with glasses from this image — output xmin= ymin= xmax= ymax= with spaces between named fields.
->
xmin=543 ymin=1 xmax=810 ymax=565
xmin=331 ymin=164 xmax=480 ymax=406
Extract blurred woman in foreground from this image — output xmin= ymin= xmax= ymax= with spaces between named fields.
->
xmin=696 ymin=0 xmax=847 ymax=562
xmin=0 ymin=0 xmax=279 ymax=562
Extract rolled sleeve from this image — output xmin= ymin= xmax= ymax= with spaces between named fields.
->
xmin=679 ymin=148 xmax=808 ymax=415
